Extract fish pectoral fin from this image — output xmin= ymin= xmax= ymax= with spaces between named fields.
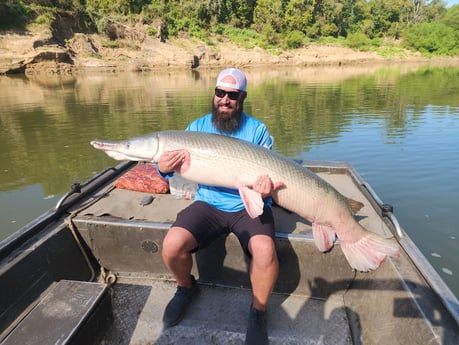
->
xmin=312 ymin=223 xmax=336 ymax=252
xmin=177 ymin=150 xmax=191 ymax=174
xmin=239 ymin=186 xmax=264 ymax=219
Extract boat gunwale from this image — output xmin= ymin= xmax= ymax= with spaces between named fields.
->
xmin=0 ymin=161 xmax=135 ymax=261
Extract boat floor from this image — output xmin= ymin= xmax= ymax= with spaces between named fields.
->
xmin=101 ymin=278 xmax=352 ymax=345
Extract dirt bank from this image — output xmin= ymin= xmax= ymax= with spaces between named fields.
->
xmin=1 ymin=25 xmax=458 ymax=75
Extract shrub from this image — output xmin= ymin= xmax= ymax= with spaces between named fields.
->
xmin=403 ymin=22 xmax=459 ymax=56
xmin=345 ymin=32 xmax=372 ymax=50
xmin=284 ymin=30 xmax=305 ymax=49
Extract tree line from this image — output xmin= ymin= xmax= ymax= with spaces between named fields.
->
xmin=1 ymin=0 xmax=458 ymax=55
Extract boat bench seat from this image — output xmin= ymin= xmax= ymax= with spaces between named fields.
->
xmin=1 ymin=280 xmax=112 ymax=345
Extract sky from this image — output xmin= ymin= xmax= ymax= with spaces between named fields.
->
xmin=446 ymin=0 xmax=459 ymax=7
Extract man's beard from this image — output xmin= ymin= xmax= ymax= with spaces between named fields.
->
xmin=211 ymin=100 xmax=243 ymax=134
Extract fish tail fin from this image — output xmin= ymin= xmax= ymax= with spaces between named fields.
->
xmin=340 ymin=232 xmax=400 ymax=272
xmin=347 ymin=197 xmax=365 ymax=214
xmin=312 ymin=223 xmax=337 ymax=252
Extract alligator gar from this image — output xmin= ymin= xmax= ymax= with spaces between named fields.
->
xmin=91 ymin=130 xmax=400 ymax=271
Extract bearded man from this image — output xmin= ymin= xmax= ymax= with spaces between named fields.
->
xmin=157 ymin=68 xmax=280 ymax=345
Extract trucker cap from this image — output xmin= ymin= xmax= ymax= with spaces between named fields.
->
xmin=215 ymin=68 xmax=247 ymax=92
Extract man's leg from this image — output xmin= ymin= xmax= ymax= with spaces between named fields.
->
xmin=162 ymin=226 xmax=199 ymax=327
xmin=248 ymin=234 xmax=279 ymax=311
xmin=245 ymin=234 xmax=278 ymax=344
xmin=162 ymin=226 xmax=198 ymax=288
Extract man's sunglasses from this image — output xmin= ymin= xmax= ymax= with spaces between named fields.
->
xmin=215 ymin=88 xmax=241 ymax=100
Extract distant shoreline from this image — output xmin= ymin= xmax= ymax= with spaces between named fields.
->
xmin=1 ymin=30 xmax=459 ymax=75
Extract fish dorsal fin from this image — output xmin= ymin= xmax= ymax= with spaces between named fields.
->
xmin=239 ymin=186 xmax=264 ymax=219
xmin=347 ymin=197 xmax=364 ymax=214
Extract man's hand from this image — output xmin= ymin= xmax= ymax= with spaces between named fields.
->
xmin=157 ymin=150 xmax=188 ymax=174
xmin=252 ymin=175 xmax=284 ymax=199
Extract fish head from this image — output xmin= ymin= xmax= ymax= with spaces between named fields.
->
xmin=90 ymin=134 xmax=160 ymax=162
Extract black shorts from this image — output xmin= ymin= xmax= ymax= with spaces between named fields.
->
xmin=172 ymin=201 xmax=275 ymax=257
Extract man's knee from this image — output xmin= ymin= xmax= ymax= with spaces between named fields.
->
xmin=162 ymin=226 xmax=197 ymax=258
xmin=248 ymin=235 xmax=278 ymax=265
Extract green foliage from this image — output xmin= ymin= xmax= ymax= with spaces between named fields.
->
xmin=147 ymin=26 xmax=157 ymax=36
xmin=321 ymin=23 xmax=339 ymax=38
xmin=261 ymin=24 xmax=280 ymax=46
xmin=220 ymin=25 xmax=263 ymax=49
xmin=102 ymin=40 xmax=119 ymax=48
xmin=376 ymin=44 xmax=408 ymax=58
xmin=225 ymin=0 xmax=255 ymax=28
xmin=441 ymin=5 xmax=459 ymax=30
xmin=0 ymin=1 xmax=32 ymax=28
xmin=85 ymin=0 xmax=149 ymax=16
xmin=345 ymin=32 xmax=373 ymax=50
xmin=1 ymin=0 xmax=457 ymax=56
xmin=253 ymin=0 xmax=284 ymax=33
xmin=346 ymin=32 xmax=384 ymax=52
xmin=30 ymin=4 xmax=57 ymax=26
xmin=284 ymin=30 xmax=305 ymax=49
xmin=403 ymin=22 xmax=459 ymax=56
xmin=283 ymin=0 xmax=313 ymax=32
xmin=189 ymin=25 xmax=213 ymax=45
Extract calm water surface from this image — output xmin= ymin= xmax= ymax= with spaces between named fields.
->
xmin=1 ymin=64 xmax=458 ymax=297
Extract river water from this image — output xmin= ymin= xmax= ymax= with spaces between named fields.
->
xmin=1 ymin=63 xmax=458 ymax=297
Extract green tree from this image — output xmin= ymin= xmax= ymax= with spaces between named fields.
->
xmin=284 ymin=0 xmax=314 ymax=33
xmin=404 ymin=22 xmax=459 ymax=55
xmin=85 ymin=0 xmax=143 ymax=16
xmin=0 ymin=1 xmax=32 ymax=28
xmin=441 ymin=4 xmax=459 ymax=30
xmin=0 ymin=0 xmax=456 ymax=56
xmin=312 ymin=0 xmax=341 ymax=37
xmin=227 ymin=0 xmax=255 ymax=28
xmin=253 ymin=0 xmax=284 ymax=33
xmin=369 ymin=0 xmax=402 ymax=37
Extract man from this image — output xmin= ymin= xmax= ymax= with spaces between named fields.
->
xmin=157 ymin=68 xmax=281 ymax=345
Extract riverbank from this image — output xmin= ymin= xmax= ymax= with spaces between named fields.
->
xmin=1 ymin=25 xmax=459 ymax=75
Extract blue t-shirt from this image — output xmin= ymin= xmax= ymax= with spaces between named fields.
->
xmin=185 ymin=112 xmax=274 ymax=212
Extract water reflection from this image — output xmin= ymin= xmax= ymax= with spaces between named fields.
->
xmin=1 ymin=64 xmax=458 ymax=193
xmin=1 ymin=63 xmax=458 ymax=297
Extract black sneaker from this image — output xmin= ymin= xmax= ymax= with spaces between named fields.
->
xmin=162 ymin=275 xmax=199 ymax=328
xmin=245 ymin=305 xmax=268 ymax=345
